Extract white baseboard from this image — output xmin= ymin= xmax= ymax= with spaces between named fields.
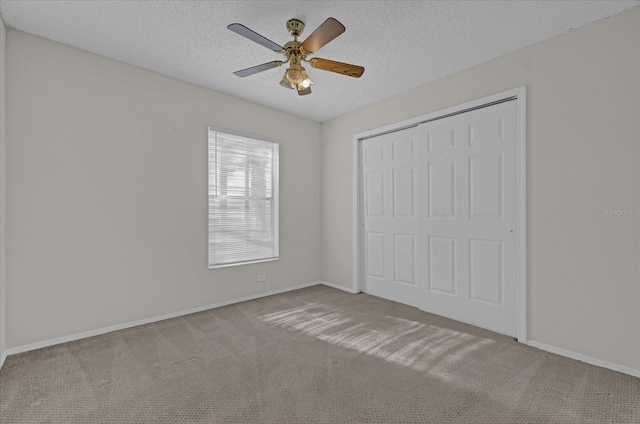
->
xmin=526 ymin=340 xmax=639 ymax=378
xmin=4 ymin=282 xmax=636 ymax=380
xmin=2 ymin=281 xmax=322 ymax=360
xmin=319 ymin=280 xmax=358 ymax=293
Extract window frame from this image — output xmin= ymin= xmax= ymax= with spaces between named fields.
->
xmin=207 ymin=127 xmax=280 ymax=269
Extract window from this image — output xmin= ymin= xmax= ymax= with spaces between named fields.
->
xmin=208 ymin=129 xmax=279 ymax=268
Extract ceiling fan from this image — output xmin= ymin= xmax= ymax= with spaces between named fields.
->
xmin=228 ymin=18 xmax=365 ymax=96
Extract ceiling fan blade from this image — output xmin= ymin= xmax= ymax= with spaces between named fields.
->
xmin=309 ymin=58 xmax=364 ymax=78
xmin=233 ymin=61 xmax=283 ymax=77
xmin=300 ymin=18 xmax=345 ymax=54
xmin=228 ymin=23 xmax=283 ymax=52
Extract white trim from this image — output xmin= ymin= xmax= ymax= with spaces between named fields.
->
xmin=352 ymin=135 xmax=363 ymax=293
xmin=353 ymin=88 xmax=523 ymax=141
xmin=209 ymin=257 xmax=279 ymax=270
xmin=2 ymin=279 xmax=636 ymax=379
xmin=2 ymin=281 xmax=321 ymax=359
xmin=352 ymin=86 xmax=528 ymax=341
xmin=515 ymin=86 xmax=528 ymax=343
xmin=320 ymin=280 xmax=358 ymax=294
xmin=527 ymin=340 xmax=640 ymax=379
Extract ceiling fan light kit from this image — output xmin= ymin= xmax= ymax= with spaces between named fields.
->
xmin=228 ymin=17 xmax=364 ymax=96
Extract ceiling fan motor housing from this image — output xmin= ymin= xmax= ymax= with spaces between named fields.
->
xmin=283 ymin=40 xmax=304 ymax=65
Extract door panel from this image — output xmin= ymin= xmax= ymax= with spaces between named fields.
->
xmin=419 ymin=100 xmax=518 ymax=336
xmin=428 ymin=236 xmax=456 ymax=294
xmin=366 ymin=171 xmax=384 ymax=217
xmin=365 ymin=145 xmax=384 ymax=164
xmin=428 ymin=160 xmax=456 ymax=218
xmin=360 ymin=100 xmax=518 ymax=336
xmin=393 ymin=167 xmax=414 ymax=217
xmin=427 ymin=128 xmax=457 ymax=152
xmin=469 ymin=238 xmax=503 ymax=305
xmin=366 ymin=232 xmax=385 ymax=278
xmin=394 ymin=234 xmax=416 ymax=285
xmin=469 ymin=153 xmax=503 ymax=219
xmin=362 ymin=128 xmax=418 ymax=307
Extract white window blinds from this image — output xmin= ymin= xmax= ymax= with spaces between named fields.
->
xmin=208 ymin=129 xmax=279 ymax=268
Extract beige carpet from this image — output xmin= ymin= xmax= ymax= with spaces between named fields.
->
xmin=0 ymin=286 xmax=638 ymax=423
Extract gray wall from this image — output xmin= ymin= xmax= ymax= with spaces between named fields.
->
xmin=321 ymin=8 xmax=640 ymax=371
xmin=0 ymin=17 xmax=7 ymax=363
xmin=5 ymin=30 xmax=322 ymax=348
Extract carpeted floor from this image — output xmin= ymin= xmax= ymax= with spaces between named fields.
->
xmin=0 ymin=285 xmax=638 ymax=423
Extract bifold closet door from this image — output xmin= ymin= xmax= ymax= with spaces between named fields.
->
xmin=418 ymin=100 xmax=518 ymax=337
xmin=361 ymin=100 xmax=518 ymax=337
xmin=361 ymin=127 xmax=419 ymax=307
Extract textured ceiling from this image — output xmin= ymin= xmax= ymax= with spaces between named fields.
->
xmin=1 ymin=1 xmax=638 ymax=122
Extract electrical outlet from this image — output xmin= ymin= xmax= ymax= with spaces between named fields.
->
xmin=256 ymin=274 xmax=266 ymax=282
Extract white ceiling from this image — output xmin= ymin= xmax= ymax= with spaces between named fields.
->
xmin=1 ymin=1 xmax=638 ymax=122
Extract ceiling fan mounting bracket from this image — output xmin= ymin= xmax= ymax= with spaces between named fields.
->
xmin=286 ymin=19 xmax=305 ymax=39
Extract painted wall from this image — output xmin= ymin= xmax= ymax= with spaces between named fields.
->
xmin=0 ymin=17 xmax=7 ymax=364
xmin=321 ymin=8 xmax=640 ymax=371
xmin=5 ymin=30 xmax=322 ymax=348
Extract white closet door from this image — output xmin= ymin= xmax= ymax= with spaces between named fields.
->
xmin=418 ymin=100 xmax=518 ymax=337
xmin=361 ymin=127 xmax=419 ymax=307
